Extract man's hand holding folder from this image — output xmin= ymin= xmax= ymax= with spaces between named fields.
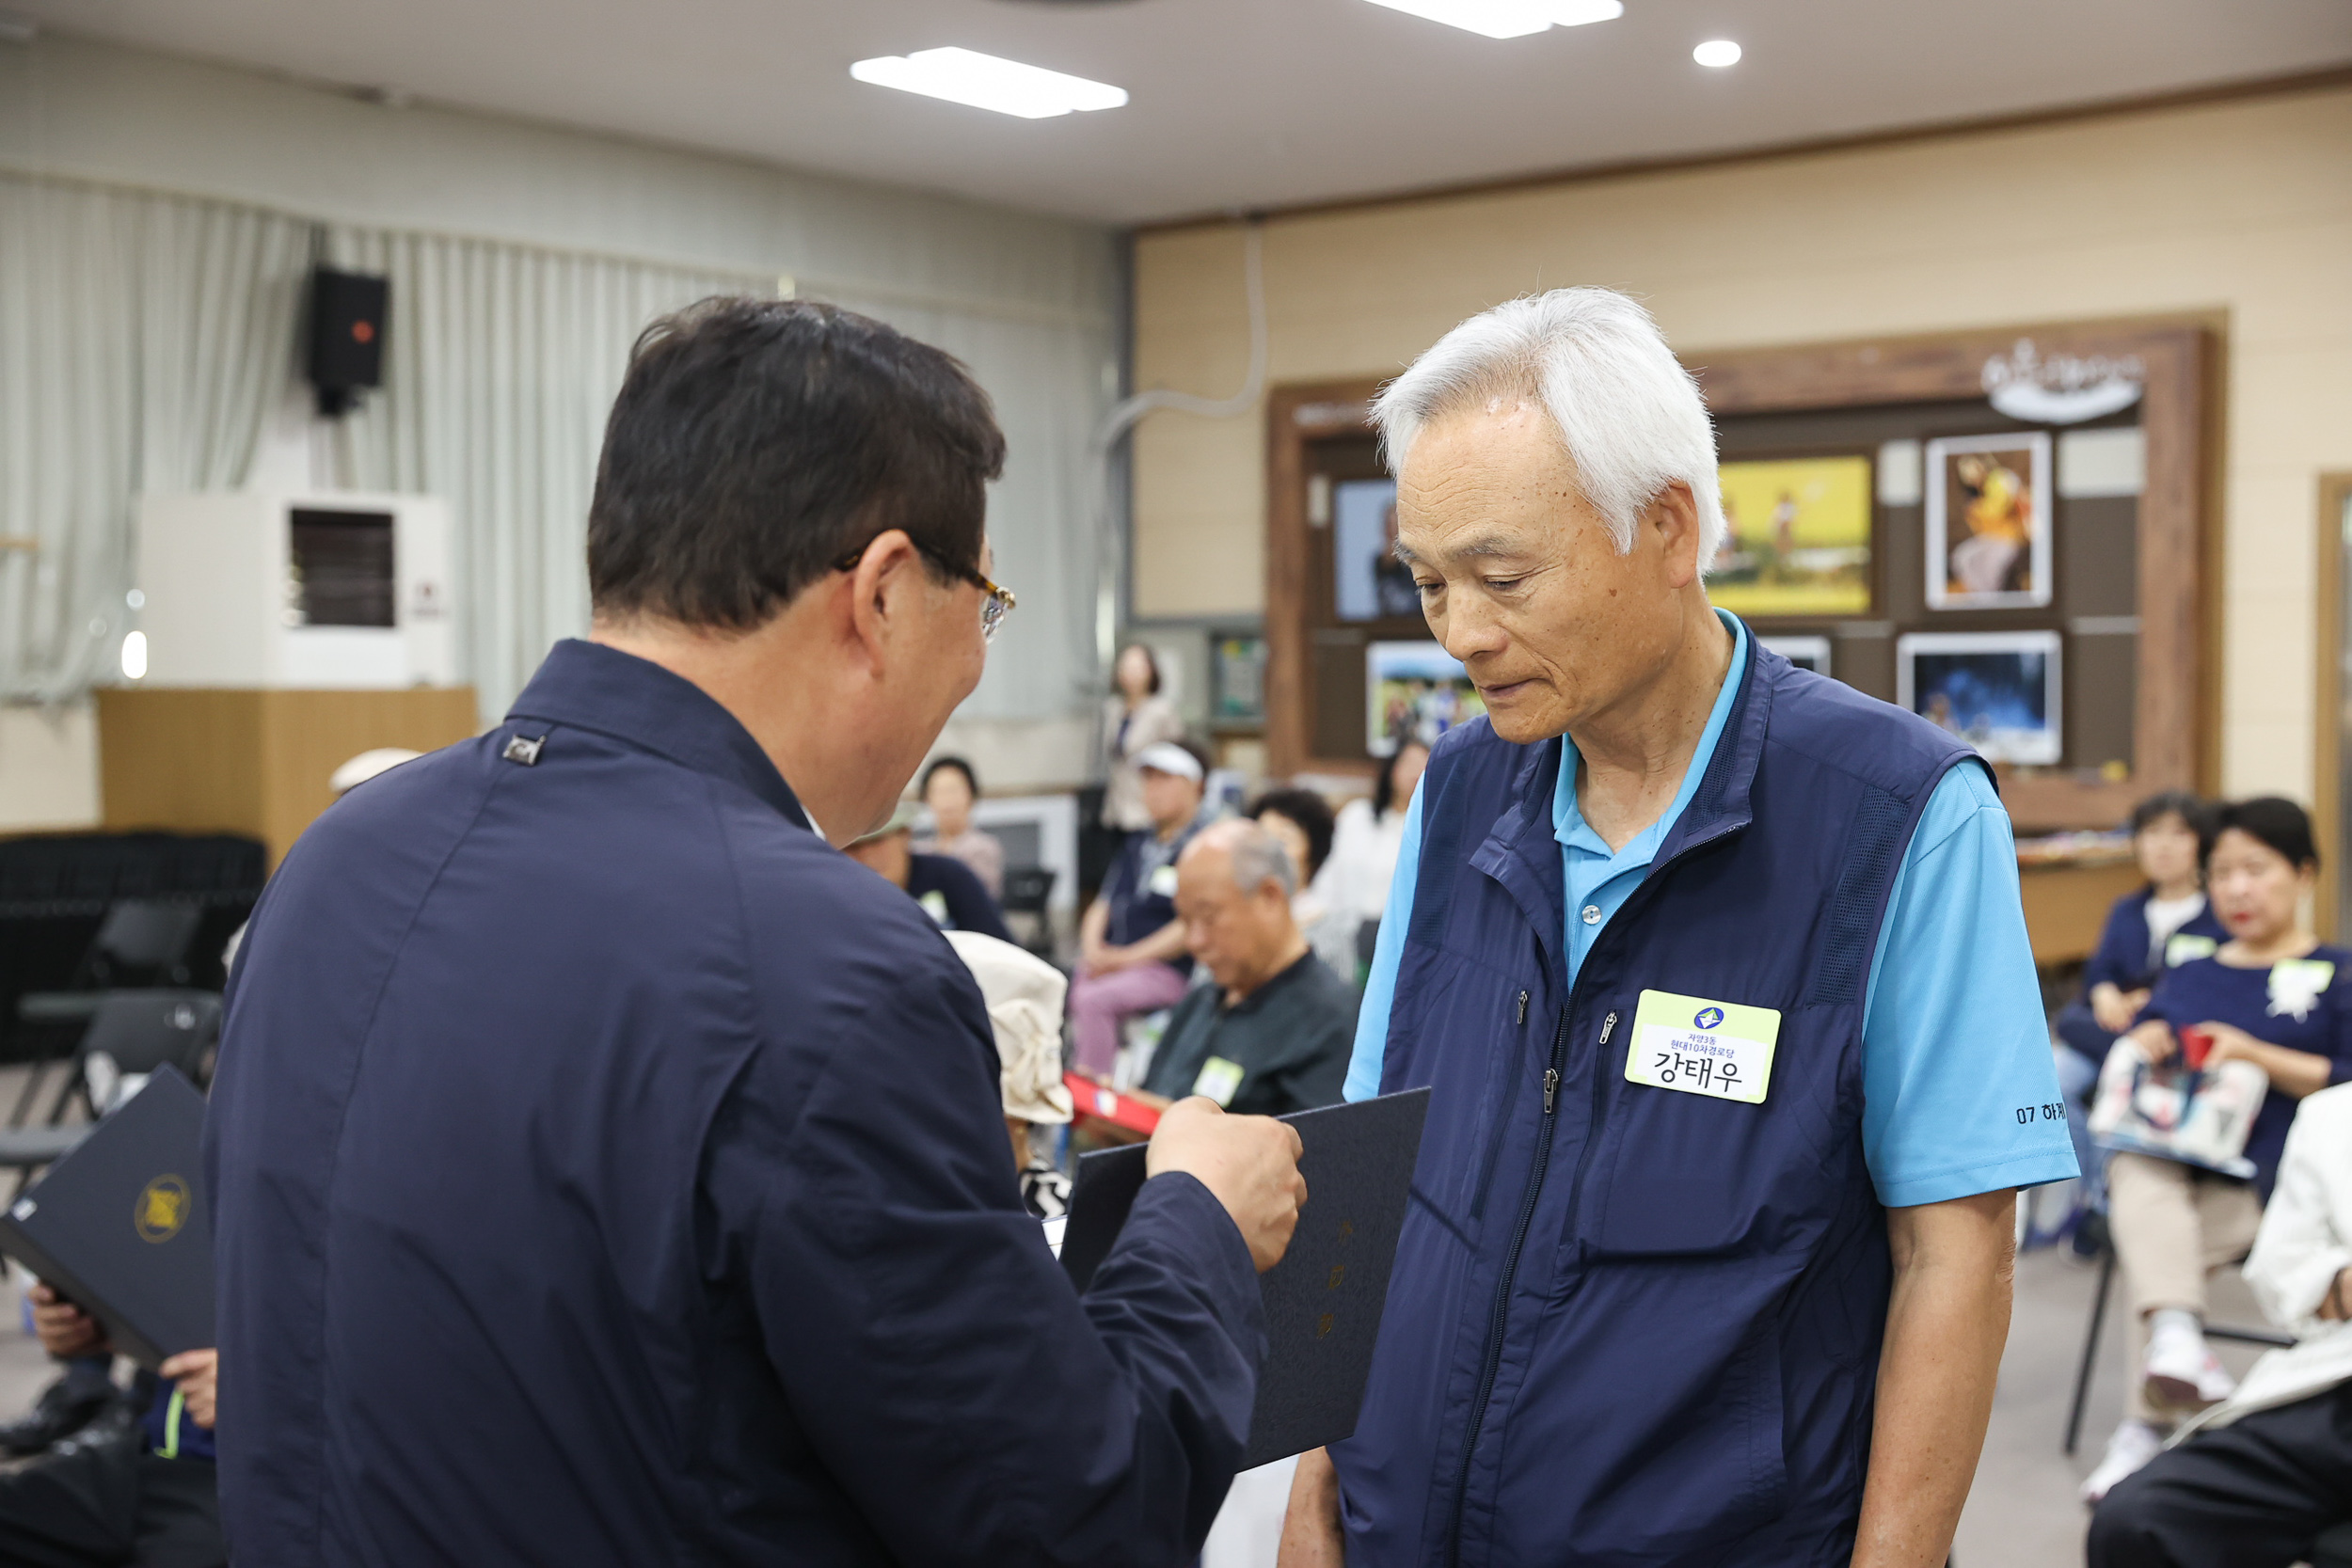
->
xmin=1149 ymin=1097 xmax=1309 ymax=1272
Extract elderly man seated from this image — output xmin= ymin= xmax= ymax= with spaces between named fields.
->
xmin=1136 ymin=818 xmax=1356 ymax=1118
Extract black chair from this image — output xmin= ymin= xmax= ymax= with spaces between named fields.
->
xmin=2062 ymin=1207 xmax=2296 ymax=1454
xmin=1000 ymin=867 xmax=1058 ymax=962
xmin=10 ymin=901 xmax=206 ymax=1124
xmin=0 ymin=990 xmax=220 ymax=1190
xmin=15 ymin=899 xmax=206 ymax=1026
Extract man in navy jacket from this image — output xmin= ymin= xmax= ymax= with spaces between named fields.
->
xmin=206 ymin=297 xmax=1307 ymax=1566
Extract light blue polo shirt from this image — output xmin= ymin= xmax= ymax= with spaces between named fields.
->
xmin=1343 ymin=611 xmax=2077 ymax=1209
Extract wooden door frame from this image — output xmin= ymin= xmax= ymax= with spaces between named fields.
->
xmin=1263 ymin=314 xmax=2217 ymax=825
xmin=2313 ymin=472 xmax=2352 ymax=940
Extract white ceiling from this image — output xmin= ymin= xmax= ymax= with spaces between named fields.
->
xmin=22 ymin=0 xmax=2352 ymax=224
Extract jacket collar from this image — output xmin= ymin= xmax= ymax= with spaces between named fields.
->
xmin=1465 ymin=627 xmax=1780 ymax=990
xmin=506 ymin=639 xmax=812 ymax=832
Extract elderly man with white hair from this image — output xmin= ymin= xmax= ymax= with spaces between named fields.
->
xmin=1278 ymin=290 xmax=2075 ymax=1568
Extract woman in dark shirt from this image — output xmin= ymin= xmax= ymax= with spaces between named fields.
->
xmin=2058 ymin=792 xmax=2227 ymax=1064
xmin=2084 ymin=798 xmax=2352 ymax=1502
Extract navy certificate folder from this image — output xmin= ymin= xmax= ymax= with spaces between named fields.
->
xmin=0 ymin=1066 xmax=214 ymax=1369
xmin=1060 ymin=1086 xmax=1431 ymax=1467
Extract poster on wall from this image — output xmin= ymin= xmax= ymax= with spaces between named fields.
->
xmin=1707 ymin=455 xmax=1875 ymax=617
xmin=1896 ymin=630 xmax=2062 ymax=765
xmin=1924 ymin=432 xmax=2054 ymax=610
xmin=1366 ymin=641 xmax=1486 ymax=758
xmin=1210 ymin=634 xmax=1268 ymax=727
xmin=1759 ymin=635 xmax=1833 ymax=677
xmin=1332 ymin=479 xmax=1420 ymax=622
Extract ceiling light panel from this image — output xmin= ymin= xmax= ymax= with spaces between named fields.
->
xmin=849 ymin=47 xmax=1129 ymax=119
xmin=1362 ymin=0 xmax=1622 ymax=40
xmin=1692 ymin=39 xmax=1742 ymax=66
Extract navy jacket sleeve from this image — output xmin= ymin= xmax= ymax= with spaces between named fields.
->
xmin=707 ymin=866 xmax=1264 ymax=1566
xmin=2081 ymin=890 xmax=2149 ymax=994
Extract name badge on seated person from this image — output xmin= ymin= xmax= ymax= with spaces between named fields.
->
xmin=1147 ymin=864 xmax=1179 ymax=898
xmin=1625 ymin=990 xmax=1780 ymax=1105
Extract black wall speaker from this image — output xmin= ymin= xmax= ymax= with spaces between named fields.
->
xmin=307 ymin=267 xmax=389 ymax=418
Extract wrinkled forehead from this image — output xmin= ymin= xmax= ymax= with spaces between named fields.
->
xmin=1391 ymin=405 xmax=1594 ymax=569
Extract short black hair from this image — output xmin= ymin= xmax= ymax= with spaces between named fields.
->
xmin=588 ymin=296 xmax=1005 ymax=629
xmin=2129 ymin=790 xmax=2207 ymax=838
xmin=920 ymin=754 xmax=978 ymax=799
xmin=1248 ymin=788 xmax=1336 ymax=881
xmin=2206 ymin=797 xmax=2318 ymax=871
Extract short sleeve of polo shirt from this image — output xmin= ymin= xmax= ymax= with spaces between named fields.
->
xmin=1859 ymin=761 xmax=2079 ymax=1207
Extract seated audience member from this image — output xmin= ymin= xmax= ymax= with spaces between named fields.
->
xmin=1317 ymin=739 xmax=1430 ymax=974
xmin=1070 ymin=740 xmax=1208 ymax=1078
xmin=0 ymin=1284 xmax=221 ymax=1567
xmin=2082 ymin=798 xmax=2352 ymax=1502
xmin=914 ymin=754 xmax=1005 ymax=899
xmin=2090 ymin=1083 xmax=2352 ymax=1567
xmin=1136 ymin=820 xmax=1355 ymax=1118
xmin=844 ymin=802 xmax=1012 ymax=942
xmin=2052 ymin=792 xmax=2225 ymax=1216
xmin=945 ymin=929 xmax=1076 ymax=1218
xmin=1245 ymin=788 xmax=1352 ymax=986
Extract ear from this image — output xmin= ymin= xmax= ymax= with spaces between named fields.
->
xmin=840 ymin=529 xmax=926 ymax=674
xmin=1645 ymin=480 xmax=1705 ymax=590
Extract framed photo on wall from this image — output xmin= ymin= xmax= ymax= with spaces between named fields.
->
xmin=1897 ymin=630 xmax=2063 ymax=765
xmin=1759 ymin=635 xmax=1833 ymax=676
xmin=1924 ymin=432 xmax=2054 ymax=609
xmin=1365 ymin=641 xmax=1486 ymax=757
xmin=1708 ymin=455 xmax=1874 ymax=618
xmin=1332 ymin=478 xmax=1417 ymax=622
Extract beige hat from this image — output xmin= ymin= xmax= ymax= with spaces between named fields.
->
xmin=847 ymin=800 xmax=922 ymax=848
xmin=944 ymin=931 xmax=1073 ymax=1126
xmin=329 ymin=748 xmax=422 ymax=795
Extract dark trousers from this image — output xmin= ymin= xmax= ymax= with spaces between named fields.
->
xmin=0 ymin=1420 xmax=222 ymax=1568
xmin=2090 ymin=1382 xmax=2352 ymax=1568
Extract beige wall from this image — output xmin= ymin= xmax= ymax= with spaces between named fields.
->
xmin=1130 ymin=85 xmax=2352 ymax=801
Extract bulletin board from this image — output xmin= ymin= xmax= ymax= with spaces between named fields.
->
xmin=1261 ymin=317 xmax=2216 ymax=832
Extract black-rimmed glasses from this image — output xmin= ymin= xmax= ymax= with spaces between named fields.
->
xmin=833 ymin=542 xmax=1017 ymax=643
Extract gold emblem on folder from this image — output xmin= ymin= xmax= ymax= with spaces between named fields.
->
xmin=135 ymin=1175 xmax=190 ymax=1243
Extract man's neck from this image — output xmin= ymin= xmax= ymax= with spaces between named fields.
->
xmin=1566 ymin=603 xmax=1736 ymax=854
xmin=1225 ymin=931 xmax=1311 ymax=1007
xmin=591 ymin=610 xmax=866 ymax=846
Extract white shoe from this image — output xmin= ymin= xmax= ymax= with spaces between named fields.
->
xmin=2081 ymin=1419 xmax=2166 ymax=1505
xmin=2144 ymin=1321 xmax=2236 ymax=1410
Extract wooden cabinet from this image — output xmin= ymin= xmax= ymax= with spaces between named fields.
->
xmin=96 ymin=688 xmax=480 ymax=867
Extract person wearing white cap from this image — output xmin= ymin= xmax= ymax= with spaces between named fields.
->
xmin=1070 ymin=737 xmax=1208 ymax=1078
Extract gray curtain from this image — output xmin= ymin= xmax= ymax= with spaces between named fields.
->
xmin=0 ymin=172 xmax=308 ymax=701
xmin=326 ymin=228 xmax=771 ymax=720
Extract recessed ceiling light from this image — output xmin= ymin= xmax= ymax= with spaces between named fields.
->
xmin=1692 ymin=39 xmax=1741 ymax=67
xmin=850 ymin=47 xmax=1129 ymax=119
xmin=1361 ymin=0 xmax=1623 ymax=41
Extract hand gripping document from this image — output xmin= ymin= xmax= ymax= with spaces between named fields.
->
xmin=1059 ymin=1088 xmax=1430 ymax=1468
xmin=2088 ymin=1033 xmax=2266 ymax=1180
xmin=0 ymin=1066 xmax=215 ymax=1369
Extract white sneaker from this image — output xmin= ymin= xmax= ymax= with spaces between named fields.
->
xmin=2144 ymin=1321 xmax=2237 ymax=1410
xmin=2081 ymin=1419 xmax=2166 ymax=1505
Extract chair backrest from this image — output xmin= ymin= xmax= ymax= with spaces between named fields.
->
xmin=1002 ymin=866 xmax=1057 ymax=915
xmin=91 ymin=899 xmax=204 ymax=972
xmin=79 ymin=990 xmax=221 ymax=1079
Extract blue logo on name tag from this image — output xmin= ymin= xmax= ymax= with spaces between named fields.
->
xmin=1693 ymin=1006 xmax=1724 ymax=1030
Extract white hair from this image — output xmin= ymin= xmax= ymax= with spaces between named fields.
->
xmin=1372 ymin=288 xmax=1724 ymax=563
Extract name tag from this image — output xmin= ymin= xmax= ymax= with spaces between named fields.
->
xmin=1625 ymin=990 xmax=1780 ymax=1105
xmin=1147 ymin=864 xmax=1179 ymax=898
xmin=2165 ymin=932 xmax=2217 ymax=966
xmin=1191 ymin=1056 xmax=1245 ymax=1106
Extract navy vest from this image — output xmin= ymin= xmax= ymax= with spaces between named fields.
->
xmin=1331 ymin=642 xmax=1978 ymax=1568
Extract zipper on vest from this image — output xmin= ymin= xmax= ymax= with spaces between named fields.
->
xmin=1516 ymin=990 xmax=1528 ymax=1027
xmin=1446 ymin=1004 xmax=1572 ymax=1561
